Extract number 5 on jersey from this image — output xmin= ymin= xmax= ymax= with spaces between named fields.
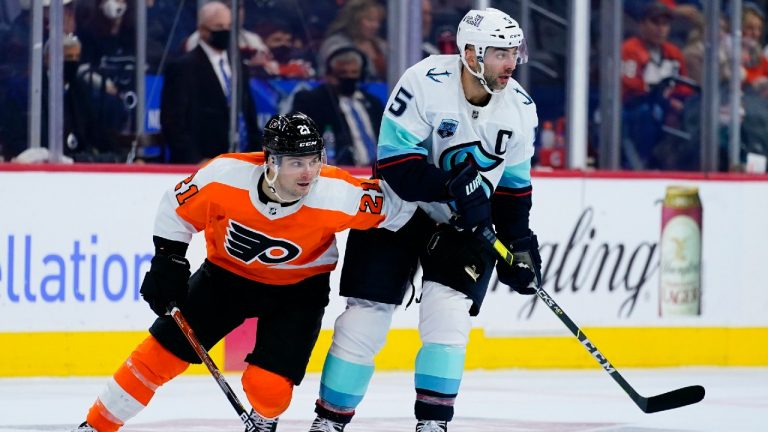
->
xmin=388 ymin=87 xmax=414 ymax=117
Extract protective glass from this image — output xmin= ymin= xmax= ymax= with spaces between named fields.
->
xmin=516 ymin=39 xmax=529 ymax=64
xmin=484 ymin=46 xmax=519 ymax=64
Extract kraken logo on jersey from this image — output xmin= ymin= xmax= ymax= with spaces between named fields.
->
xmin=225 ymin=220 xmax=301 ymax=265
xmin=426 ymin=68 xmax=452 ymax=83
xmin=437 ymin=119 xmax=459 ymax=138
xmin=439 ymin=141 xmax=504 ymax=173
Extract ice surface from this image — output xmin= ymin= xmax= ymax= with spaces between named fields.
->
xmin=0 ymin=368 xmax=765 ymax=432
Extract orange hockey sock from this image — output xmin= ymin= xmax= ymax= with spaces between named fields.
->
xmin=242 ymin=364 xmax=294 ymax=418
xmin=86 ymin=335 xmax=190 ymax=431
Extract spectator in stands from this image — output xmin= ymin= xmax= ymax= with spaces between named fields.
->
xmin=741 ymin=3 xmax=768 ymax=95
xmin=0 ymin=0 xmax=129 ymax=162
xmin=160 ymin=1 xmax=260 ymax=164
xmin=679 ymin=2 xmax=768 ymax=171
xmin=1 ymin=0 xmax=77 ymax=73
xmin=2 ymin=33 xmax=129 ymax=163
xmin=76 ymin=0 xmax=135 ymax=68
xmin=622 ymin=2 xmax=691 ymax=103
xmin=291 ymin=47 xmax=383 ymax=167
xmin=254 ymin=19 xmax=315 ymax=79
xmin=621 ymin=1 xmax=694 ymax=169
xmin=318 ymin=0 xmax=386 ymax=80
xmin=73 ymin=0 xmax=138 ymax=144
xmin=682 ymin=14 xmax=731 ymax=85
xmin=183 ymin=0 xmax=272 ymax=76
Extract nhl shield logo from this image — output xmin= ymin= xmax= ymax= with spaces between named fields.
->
xmin=437 ymin=119 xmax=458 ymax=138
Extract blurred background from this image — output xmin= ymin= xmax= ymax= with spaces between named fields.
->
xmin=1 ymin=0 xmax=766 ymax=173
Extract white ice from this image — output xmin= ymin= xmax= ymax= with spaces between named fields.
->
xmin=0 ymin=367 xmax=765 ymax=432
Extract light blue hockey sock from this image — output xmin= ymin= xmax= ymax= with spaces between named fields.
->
xmin=414 ymin=343 xmax=465 ymax=420
xmin=414 ymin=343 xmax=466 ymax=395
xmin=318 ymin=353 xmax=375 ymax=410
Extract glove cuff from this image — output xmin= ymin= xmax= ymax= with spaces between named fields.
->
xmin=508 ymin=231 xmax=536 ymax=250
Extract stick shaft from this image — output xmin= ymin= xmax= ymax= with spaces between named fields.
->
xmin=169 ymin=305 xmax=257 ymax=431
xmin=482 ymin=228 xmax=647 ymax=408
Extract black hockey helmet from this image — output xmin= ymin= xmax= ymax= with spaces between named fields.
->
xmin=263 ymin=112 xmax=324 ymax=157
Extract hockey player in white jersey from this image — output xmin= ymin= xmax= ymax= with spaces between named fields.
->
xmin=309 ymin=8 xmax=541 ymax=432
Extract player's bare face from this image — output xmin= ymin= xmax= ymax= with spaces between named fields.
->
xmin=483 ymin=47 xmax=518 ymax=91
xmin=274 ymin=154 xmax=323 ymax=200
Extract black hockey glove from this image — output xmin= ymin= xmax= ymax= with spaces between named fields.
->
xmin=446 ymin=162 xmax=492 ymax=232
xmin=496 ymin=232 xmax=541 ymax=295
xmin=140 ymin=254 xmax=191 ymax=316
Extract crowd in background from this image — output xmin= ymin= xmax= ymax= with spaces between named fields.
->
xmin=0 ymin=0 xmax=766 ymax=171
xmin=618 ymin=0 xmax=768 ymax=171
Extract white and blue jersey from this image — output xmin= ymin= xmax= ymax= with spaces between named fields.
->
xmin=316 ymin=55 xmax=542 ymax=422
xmin=376 ymin=54 xmax=538 ymax=225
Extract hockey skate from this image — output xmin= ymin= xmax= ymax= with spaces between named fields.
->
xmin=71 ymin=422 xmax=96 ymax=431
xmin=246 ymin=409 xmax=278 ymax=432
xmin=308 ymin=416 xmax=346 ymax=432
xmin=416 ymin=420 xmax=448 ymax=432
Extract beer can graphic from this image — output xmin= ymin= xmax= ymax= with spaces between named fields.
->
xmin=659 ymin=186 xmax=703 ymax=316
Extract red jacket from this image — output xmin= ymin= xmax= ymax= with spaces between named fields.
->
xmin=621 ymin=37 xmax=692 ymax=102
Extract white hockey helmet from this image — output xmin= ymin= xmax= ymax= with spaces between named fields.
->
xmin=456 ymin=8 xmax=528 ymax=93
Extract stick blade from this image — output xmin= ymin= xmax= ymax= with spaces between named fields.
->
xmin=640 ymin=385 xmax=705 ymax=413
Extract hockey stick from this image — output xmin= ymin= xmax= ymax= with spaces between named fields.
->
xmin=168 ymin=303 xmax=257 ymax=432
xmin=479 ymin=227 xmax=705 ymax=413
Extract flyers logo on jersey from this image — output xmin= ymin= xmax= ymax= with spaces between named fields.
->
xmin=225 ymin=220 xmax=301 ymax=265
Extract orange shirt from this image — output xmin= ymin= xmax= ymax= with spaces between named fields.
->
xmin=621 ymin=37 xmax=692 ymax=101
xmin=744 ymin=55 xmax=768 ymax=86
xmin=154 ymin=152 xmax=415 ymax=285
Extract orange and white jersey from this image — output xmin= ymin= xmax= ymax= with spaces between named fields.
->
xmin=154 ymin=152 xmax=416 ymax=285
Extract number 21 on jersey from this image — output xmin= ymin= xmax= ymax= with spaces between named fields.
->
xmin=358 ymin=182 xmax=383 ymax=214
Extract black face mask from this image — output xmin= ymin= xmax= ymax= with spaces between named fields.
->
xmin=64 ymin=61 xmax=79 ymax=82
xmin=208 ymin=30 xmax=231 ymax=50
xmin=336 ymin=77 xmax=359 ymax=96
xmin=270 ymin=45 xmax=292 ymax=63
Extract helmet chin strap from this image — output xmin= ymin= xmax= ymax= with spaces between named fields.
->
xmin=263 ymin=157 xmax=321 ymax=203
xmin=461 ymin=53 xmax=503 ymax=95
xmin=264 ymin=162 xmax=294 ymax=203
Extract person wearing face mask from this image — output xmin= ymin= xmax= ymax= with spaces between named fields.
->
xmin=0 ymin=0 xmax=80 ymax=161
xmin=290 ymin=47 xmax=383 ymax=166
xmin=253 ymin=19 xmax=315 ymax=79
xmin=4 ymin=32 xmax=129 ymax=163
xmin=160 ymin=1 xmax=261 ymax=164
xmin=182 ymin=0 xmax=272 ymax=75
xmin=101 ymin=0 xmax=128 ymax=20
xmin=75 ymin=0 xmax=134 ymax=68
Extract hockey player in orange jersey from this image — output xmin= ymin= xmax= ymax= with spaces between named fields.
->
xmin=72 ymin=112 xmax=416 ymax=432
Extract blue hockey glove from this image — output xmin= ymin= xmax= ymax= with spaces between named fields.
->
xmin=446 ymin=162 xmax=492 ymax=232
xmin=496 ymin=232 xmax=541 ymax=295
xmin=140 ymin=254 xmax=191 ymax=316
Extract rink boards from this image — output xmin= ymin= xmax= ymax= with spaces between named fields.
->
xmin=1 ymin=166 xmax=767 ymax=376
